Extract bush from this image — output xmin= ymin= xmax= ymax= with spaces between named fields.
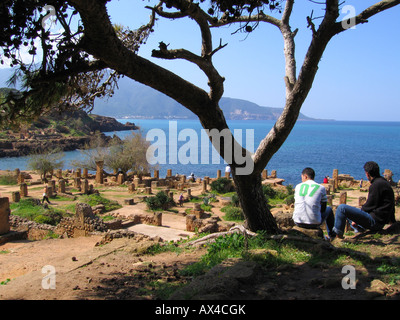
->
xmin=230 ymin=193 xmax=240 ymax=207
xmin=262 ymin=184 xmax=278 ymax=199
xmin=210 ymin=178 xmax=233 ymax=194
xmin=145 ymin=191 xmax=174 ymax=210
xmin=221 ymin=206 xmax=244 ymax=221
xmin=285 ymin=194 xmax=295 ymax=206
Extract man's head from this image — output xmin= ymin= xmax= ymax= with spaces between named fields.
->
xmin=364 ymin=161 xmax=380 ymax=181
xmin=301 ymin=167 xmax=315 ymax=181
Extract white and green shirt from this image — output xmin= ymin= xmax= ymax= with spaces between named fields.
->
xmin=292 ymin=179 xmax=327 ymax=225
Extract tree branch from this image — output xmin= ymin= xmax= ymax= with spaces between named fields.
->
xmin=332 ymin=0 xmax=400 ymax=35
xmin=150 ymin=0 xmax=226 ymax=102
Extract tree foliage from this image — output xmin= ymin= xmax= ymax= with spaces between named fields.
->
xmin=27 ymin=148 xmax=64 ymax=181
xmin=0 ymin=0 xmax=153 ymax=127
xmin=72 ymin=131 xmax=154 ymax=175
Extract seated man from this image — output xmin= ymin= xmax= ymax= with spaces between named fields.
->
xmin=333 ymin=161 xmax=395 ymax=239
xmin=292 ymin=167 xmax=335 ymax=239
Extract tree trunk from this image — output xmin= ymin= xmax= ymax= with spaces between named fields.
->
xmin=233 ymin=172 xmax=280 ymax=234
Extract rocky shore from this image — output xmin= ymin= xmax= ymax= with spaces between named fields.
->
xmin=0 ymin=110 xmax=138 ymax=157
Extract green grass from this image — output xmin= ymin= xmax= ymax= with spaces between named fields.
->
xmin=78 ymin=193 xmax=122 ymax=212
xmin=10 ymin=198 xmax=66 ymax=225
xmin=0 ymin=174 xmax=18 ymax=185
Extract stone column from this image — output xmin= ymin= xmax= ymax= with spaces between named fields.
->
xmin=340 ymin=191 xmax=347 ymax=204
xmin=270 ymin=170 xmax=277 ymax=179
xmin=20 ymin=183 xmax=28 ymax=197
xmin=202 ymin=179 xmax=207 ymax=193
xmin=47 ymin=185 xmax=53 ymax=198
xmin=17 ymin=173 xmax=24 ymax=184
xmin=82 ymin=168 xmax=88 ymax=179
xmin=58 ymin=179 xmax=66 ymax=193
xmin=0 ymin=197 xmax=10 ymax=235
xmin=82 ymin=179 xmax=89 ymax=194
xmin=153 ymin=212 xmax=162 ymax=226
xmin=95 ymin=161 xmax=104 ymax=184
xmin=49 ymin=180 xmax=56 ymax=192
xmin=12 ymin=191 xmax=20 ymax=203
xmin=333 ymin=169 xmax=339 ymax=190
xmin=154 ymin=170 xmax=159 ymax=179
xmin=217 ymin=170 xmax=221 ymax=179
xmin=133 ymin=177 xmax=141 ymax=189
xmin=117 ymin=173 xmax=124 ymax=185
xmin=262 ymin=169 xmax=268 ymax=180
xmin=74 ymin=177 xmax=81 ymax=190
xmin=166 ymin=169 xmax=172 ymax=178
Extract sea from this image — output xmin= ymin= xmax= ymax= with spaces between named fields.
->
xmin=1 ymin=119 xmax=399 ymax=187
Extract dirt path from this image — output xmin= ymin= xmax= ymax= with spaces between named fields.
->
xmin=0 ymin=235 xmax=206 ymax=300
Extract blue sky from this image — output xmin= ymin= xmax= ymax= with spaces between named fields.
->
xmin=105 ymin=0 xmax=400 ymax=121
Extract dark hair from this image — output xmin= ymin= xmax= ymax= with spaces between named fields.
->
xmin=364 ymin=161 xmax=380 ymax=178
xmin=302 ymin=167 xmax=315 ymax=180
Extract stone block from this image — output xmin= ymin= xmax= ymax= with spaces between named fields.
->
xmin=0 ymin=197 xmax=11 ymax=235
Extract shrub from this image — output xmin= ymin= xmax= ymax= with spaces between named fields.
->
xmin=145 ymin=191 xmax=174 ymax=210
xmin=210 ymin=178 xmax=233 ymax=194
xmin=262 ymin=184 xmax=278 ymax=199
xmin=285 ymin=194 xmax=295 ymax=205
xmin=230 ymin=193 xmax=240 ymax=207
xmin=221 ymin=206 xmax=244 ymax=221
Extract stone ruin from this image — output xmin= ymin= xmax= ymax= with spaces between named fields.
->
xmin=55 ymin=203 xmax=108 ymax=238
xmin=0 ymin=198 xmax=10 ymax=236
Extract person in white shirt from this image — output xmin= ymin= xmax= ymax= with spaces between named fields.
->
xmin=292 ymin=167 xmax=335 ymax=239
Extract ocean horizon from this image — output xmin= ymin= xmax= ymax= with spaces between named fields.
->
xmin=0 ymin=119 xmax=399 ymax=186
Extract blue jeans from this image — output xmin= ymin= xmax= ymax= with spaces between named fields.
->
xmin=322 ymin=206 xmax=335 ymax=237
xmin=333 ymin=204 xmax=382 ymax=237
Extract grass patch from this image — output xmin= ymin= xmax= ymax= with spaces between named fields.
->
xmin=78 ymin=193 xmax=122 ymax=212
xmin=220 ymin=205 xmax=244 ymax=222
xmin=377 ymin=262 xmax=400 ymax=285
xmin=0 ymin=174 xmax=18 ymax=185
xmin=10 ymin=198 xmax=70 ymax=225
xmin=180 ymin=231 xmax=383 ymax=281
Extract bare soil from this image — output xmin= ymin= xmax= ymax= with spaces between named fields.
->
xmin=1 ymin=170 xmax=400 ymax=301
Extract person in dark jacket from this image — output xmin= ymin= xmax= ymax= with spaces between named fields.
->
xmin=332 ymin=161 xmax=395 ymax=239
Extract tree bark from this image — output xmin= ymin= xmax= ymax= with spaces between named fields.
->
xmin=233 ymin=172 xmax=280 ymax=234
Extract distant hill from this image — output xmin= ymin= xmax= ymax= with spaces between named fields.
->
xmin=0 ymin=68 xmax=314 ymax=120
xmin=92 ymin=78 xmax=314 ymax=120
